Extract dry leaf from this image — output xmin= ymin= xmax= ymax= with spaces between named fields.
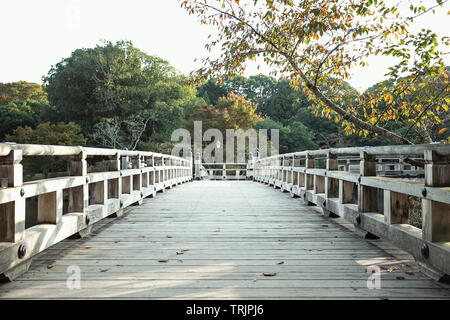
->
xmin=321 ymin=224 xmax=329 ymax=227
xmin=263 ymin=272 xmax=277 ymax=277
xmin=405 ymin=271 xmax=414 ymax=275
xmin=100 ymin=269 xmax=109 ymax=272
xmin=387 ymin=266 xmax=399 ymax=272
xmin=176 ymin=251 xmax=184 ymax=255
xmin=166 ymin=235 xmax=173 ymax=238
xmin=158 ymin=259 xmax=169 ymax=263
xmin=277 ymin=261 xmax=284 ymax=265
xmin=181 ymin=249 xmax=190 ymax=252
xmin=47 ymin=264 xmax=54 ymax=269
xmin=396 ymin=276 xmax=405 ymax=280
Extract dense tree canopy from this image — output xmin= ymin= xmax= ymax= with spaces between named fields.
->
xmin=6 ymin=122 xmax=86 ymax=179
xmin=181 ymin=0 xmax=449 ymax=144
xmin=0 ymin=81 xmax=47 ymax=105
xmin=189 ymin=92 xmax=262 ymax=132
xmin=43 ymin=40 xmax=204 ymax=149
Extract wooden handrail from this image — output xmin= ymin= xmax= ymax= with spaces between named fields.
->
xmin=0 ymin=143 xmax=193 ymax=281
xmin=253 ymin=143 xmax=450 ymax=280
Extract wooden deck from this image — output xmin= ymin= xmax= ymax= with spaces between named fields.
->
xmin=0 ymin=180 xmax=449 ymax=299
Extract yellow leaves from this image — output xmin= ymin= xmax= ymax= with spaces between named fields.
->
xmin=384 ymin=93 xmax=394 ymax=105
xmin=398 ymin=101 xmax=408 ymax=110
xmin=438 ymin=128 xmax=448 ymax=135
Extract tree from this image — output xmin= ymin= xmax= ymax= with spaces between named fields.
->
xmin=0 ymin=100 xmax=47 ymax=140
xmin=255 ymin=116 xmax=317 ymax=153
xmin=181 ymin=0 xmax=449 ymax=144
xmin=6 ymin=122 xmax=86 ymax=179
xmin=0 ymin=81 xmax=47 ymax=105
xmin=43 ymin=40 xmax=190 ymax=147
xmin=189 ymin=92 xmax=262 ymax=132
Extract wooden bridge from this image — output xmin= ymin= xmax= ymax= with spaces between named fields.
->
xmin=0 ymin=143 xmax=449 ymax=299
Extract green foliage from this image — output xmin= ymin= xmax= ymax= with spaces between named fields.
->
xmin=6 ymin=122 xmax=86 ymax=179
xmin=6 ymin=121 xmax=86 ymax=146
xmin=0 ymin=81 xmax=47 ymax=105
xmin=43 ymin=40 xmax=197 ymax=148
xmin=188 ymin=92 xmax=262 ymax=132
xmin=0 ymin=100 xmax=48 ymax=140
xmin=255 ymin=117 xmax=317 ymax=154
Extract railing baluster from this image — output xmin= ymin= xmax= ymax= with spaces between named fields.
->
xmin=422 ymin=150 xmax=450 ymax=242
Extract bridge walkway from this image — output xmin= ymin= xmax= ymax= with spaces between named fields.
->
xmin=0 ymin=181 xmax=449 ymax=299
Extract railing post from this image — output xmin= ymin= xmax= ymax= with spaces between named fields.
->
xmin=194 ymin=152 xmax=201 ymax=180
xmin=0 ymin=150 xmax=25 ymax=242
xmin=422 ymin=150 xmax=450 ymax=242
xmin=305 ymin=153 xmax=314 ymax=190
xmin=325 ymin=152 xmax=338 ymax=198
xmin=108 ymin=152 xmax=121 ymax=199
xmin=384 ymin=190 xmax=409 ymax=224
xmin=68 ymin=150 xmax=88 ymax=214
xmin=358 ymin=151 xmax=378 ymax=213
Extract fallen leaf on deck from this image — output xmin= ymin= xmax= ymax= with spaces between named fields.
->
xmin=321 ymin=224 xmax=329 ymax=227
xmin=116 ymin=264 xmax=123 ymax=267
xmin=263 ymin=273 xmax=277 ymax=277
xmin=158 ymin=259 xmax=169 ymax=263
xmin=181 ymin=249 xmax=190 ymax=252
xmin=47 ymin=264 xmax=53 ymax=269
xmin=176 ymin=251 xmax=184 ymax=255
xmin=405 ymin=271 xmax=414 ymax=275
xmin=396 ymin=276 xmax=405 ymax=280
xmin=84 ymin=246 xmax=92 ymax=249
xmin=387 ymin=266 xmax=399 ymax=272
xmin=278 ymin=239 xmax=287 ymax=242
xmin=277 ymin=261 xmax=284 ymax=265
xmin=166 ymin=235 xmax=173 ymax=238
xmin=100 ymin=269 xmax=109 ymax=272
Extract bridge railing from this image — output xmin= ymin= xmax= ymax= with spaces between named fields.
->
xmin=253 ymin=143 xmax=450 ymax=279
xmin=0 ymin=143 xmax=192 ymax=281
xmin=193 ymin=151 xmax=256 ymax=180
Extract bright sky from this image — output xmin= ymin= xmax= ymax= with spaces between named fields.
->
xmin=0 ymin=0 xmax=448 ymax=91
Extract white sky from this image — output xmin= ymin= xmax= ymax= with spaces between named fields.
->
xmin=0 ymin=0 xmax=448 ymax=91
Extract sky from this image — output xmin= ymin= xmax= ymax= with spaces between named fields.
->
xmin=0 ymin=0 xmax=448 ymax=91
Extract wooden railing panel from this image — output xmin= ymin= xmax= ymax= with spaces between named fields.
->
xmin=0 ymin=143 xmax=193 ymax=281
xmin=253 ymin=143 xmax=450 ymax=279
